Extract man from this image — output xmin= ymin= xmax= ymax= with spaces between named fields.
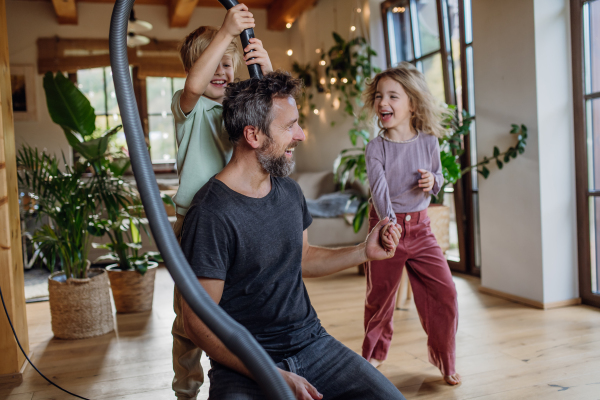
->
xmin=180 ymin=71 xmax=405 ymax=399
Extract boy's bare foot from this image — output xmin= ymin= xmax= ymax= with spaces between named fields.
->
xmin=444 ymin=373 xmax=461 ymax=385
xmin=369 ymin=358 xmax=384 ymax=368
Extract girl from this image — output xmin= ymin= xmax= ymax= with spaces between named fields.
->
xmin=362 ymin=62 xmax=460 ymax=385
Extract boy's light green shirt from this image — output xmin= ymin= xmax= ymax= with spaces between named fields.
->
xmin=171 ymin=90 xmax=233 ymax=216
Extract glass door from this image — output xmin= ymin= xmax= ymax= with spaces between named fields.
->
xmin=573 ymin=0 xmax=600 ymax=306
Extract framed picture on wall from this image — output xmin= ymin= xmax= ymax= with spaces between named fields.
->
xmin=11 ymin=65 xmax=37 ymax=121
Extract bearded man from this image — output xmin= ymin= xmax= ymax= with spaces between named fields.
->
xmin=179 ymin=71 xmax=405 ymax=400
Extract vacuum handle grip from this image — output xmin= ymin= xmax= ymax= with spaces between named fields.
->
xmin=218 ymin=0 xmax=263 ymax=79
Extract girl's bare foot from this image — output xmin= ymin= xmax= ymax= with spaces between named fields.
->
xmin=444 ymin=373 xmax=461 ymax=385
xmin=369 ymin=358 xmax=384 ymax=368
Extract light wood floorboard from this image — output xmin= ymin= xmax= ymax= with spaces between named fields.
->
xmin=1 ymin=267 xmax=599 ymax=399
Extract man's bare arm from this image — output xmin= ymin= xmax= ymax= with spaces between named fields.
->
xmin=301 ymin=218 xmax=400 ymax=278
xmin=181 ymin=277 xmax=252 ymax=377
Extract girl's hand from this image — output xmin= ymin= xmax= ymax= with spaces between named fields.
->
xmin=221 ymin=4 xmax=255 ymax=38
xmin=381 ymin=223 xmax=401 ymax=252
xmin=418 ymin=169 xmax=434 ymax=192
xmin=244 ymin=38 xmax=274 ymax=74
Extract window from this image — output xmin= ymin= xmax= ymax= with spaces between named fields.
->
xmin=77 ymin=67 xmax=128 ymax=152
xmin=146 ymin=77 xmax=185 ymax=163
xmin=572 ymin=0 xmax=600 ymax=306
xmin=382 ymin=0 xmax=479 ymax=274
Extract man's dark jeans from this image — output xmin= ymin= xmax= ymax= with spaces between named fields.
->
xmin=208 ymin=334 xmax=406 ymax=399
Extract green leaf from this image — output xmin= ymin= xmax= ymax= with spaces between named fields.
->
xmin=131 ymin=219 xmax=141 ymax=244
xmin=109 ymin=157 xmax=130 ymax=177
xmin=162 ymin=193 xmax=175 ymax=208
xmin=481 ymin=166 xmax=490 ymax=178
xmin=510 ymin=124 xmax=519 ymax=134
xmin=43 ymin=71 xmax=96 ymax=138
xmin=493 ymin=146 xmax=500 ymax=157
xmin=496 ymin=160 xmax=503 ymax=169
xmin=353 ymin=201 xmax=369 ymax=233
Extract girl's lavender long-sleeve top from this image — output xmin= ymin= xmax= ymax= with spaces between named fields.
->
xmin=365 ymin=132 xmax=444 ymax=224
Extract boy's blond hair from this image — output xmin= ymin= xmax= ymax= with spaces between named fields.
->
xmin=178 ymin=26 xmax=243 ymax=72
xmin=362 ymin=62 xmax=452 ymax=138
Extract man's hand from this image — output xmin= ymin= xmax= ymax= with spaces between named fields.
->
xmin=244 ymin=38 xmax=274 ymax=74
xmin=418 ymin=169 xmax=434 ymax=192
xmin=380 ymin=222 xmax=401 ymax=252
xmin=365 ymin=217 xmax=400 ymax=260
xmin=221 ymin=3 xmax=255 ymax=38
xmin=280 ymin=369 xmax=322 ymax=400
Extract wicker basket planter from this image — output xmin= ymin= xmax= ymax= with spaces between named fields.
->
xmin=106 ymin=262 xmax=158 ymax=313
xmin=48 ymin=267 xmax=114 ymax=340
xmin=428 ymin=204 xmax=450 ymax=253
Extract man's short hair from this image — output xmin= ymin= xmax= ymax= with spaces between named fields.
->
xmin=222 ymin=71 xmax=303 ymax=145
xmin=178 ymin=26 xmax=242 ymax=72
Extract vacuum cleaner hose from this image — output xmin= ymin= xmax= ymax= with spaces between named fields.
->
xmin=218 ymin=0 xmax=264 ymax=79
xmin=109 ymin=1 xmax=292 ymax=398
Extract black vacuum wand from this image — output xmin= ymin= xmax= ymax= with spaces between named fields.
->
xmin=109 ymin=0 xmax=291 ymax=399
xmin=218 ymin=0 xmax=264 ymax=79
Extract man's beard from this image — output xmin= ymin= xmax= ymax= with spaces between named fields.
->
xmin=257 ymin=136 xmax=296 ymax=178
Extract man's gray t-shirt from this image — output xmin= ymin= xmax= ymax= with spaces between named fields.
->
xmin=180 ymin=176 xmax=324 ymax=359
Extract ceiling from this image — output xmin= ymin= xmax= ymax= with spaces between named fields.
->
xmin=48 ymin=0 xmax=316 ymax=30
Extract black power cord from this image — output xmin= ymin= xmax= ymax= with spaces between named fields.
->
xmin=0 ymin=284 xmax=89 ymax=400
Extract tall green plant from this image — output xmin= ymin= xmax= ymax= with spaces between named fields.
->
xmin=17 ymin=146 xmax=94 ymax=279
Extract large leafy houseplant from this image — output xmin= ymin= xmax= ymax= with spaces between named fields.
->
xmin=17 ymin=146 xmax=94 ymax=279
xmin=36 ymin=71 xmax=167 ymax=275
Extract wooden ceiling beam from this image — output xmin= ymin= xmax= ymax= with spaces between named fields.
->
xmin=51 ymin=0 xmax=78 ymax=24
xmin=267 ymin=0 xmax=316 ymax=31
xmin=169 ymin=0 xmax=200 ymax=28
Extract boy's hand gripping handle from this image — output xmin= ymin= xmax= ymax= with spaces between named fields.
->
xmin=218 ymin=0 xmax=264 ymax=80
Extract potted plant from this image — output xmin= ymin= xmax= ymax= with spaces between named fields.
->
xmin=88 ymin=202 xmax=163 ymax=313
xmin=43 ymin=71 xmax=168 ymax=314
xmin=17 ymin=146 xmax=114 ymax=339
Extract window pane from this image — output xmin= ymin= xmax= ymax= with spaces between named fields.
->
xmin=444 ymin=186 xmax=460 ymax=262
xmin=387 ymin=2 xmax=413 ymax=65
xmin=104 ymin=67 xmax=120 ymax=116
xmin=586 ymin=98 xmax=600 ymax=190
xmin=149 ymin=115 xmax=176 ymax=162
xmin=147 ymin=77 xmax=173 ymax=115
xmin=419 ymin=54 xmax=445 ymax=102
xmin=472 ymin=192 xmax=481 ymax=269
xmin=415 ymin=0 xmax=441 ymax=56
xmin=464 ymin=0 xmax=473 ymax=44
xmin=584 ymin=1 xmax=600 ymax=95
xmin=590 ymin=197 xmax=600 ymax=294
xmin=173 ymin=77 xmax=185 ymax=93
xmin=448 ymin=0 xmax=462 ymax=109
xmin=77 ymin=68 xmax=106 ymax=115
xmin=95 ymin=115 xmax=108 ymax=132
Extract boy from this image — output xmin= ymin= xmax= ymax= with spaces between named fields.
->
xmin=171 ymin=4 xmax=273 ymax=399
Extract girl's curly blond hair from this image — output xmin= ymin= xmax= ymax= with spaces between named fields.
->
xmin=362 ymin=62 xmax=451 ymax=138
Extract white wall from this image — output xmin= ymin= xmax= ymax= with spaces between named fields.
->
xmin=473 ymin=0 xmax=578 ymax=303
xmin=533 ymin=0 xmax=578 ymax=303
xmin=5 ymin=0 xmax=291 ymax=164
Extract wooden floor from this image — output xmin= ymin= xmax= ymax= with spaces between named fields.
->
xmin=2 ymin=266 xmax=600 ymax=400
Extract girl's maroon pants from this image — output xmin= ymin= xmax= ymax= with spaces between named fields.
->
xmin=362 ymin=207 xmax=458 ymax=376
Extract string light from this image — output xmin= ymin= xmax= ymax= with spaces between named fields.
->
xmin=330 ymin=77 xmax=337 ymax=84
xmin=342 ymin=78 xmax=348 ymax=83
xmin=286 ymin=22 xmax=292 ymax=29
xmin=350 ymin=26 xmax=356 ymax=32
xmin=314 ymin=109 xmax=320 ymax=115
xmin=316 ymin=48 xmax=321 ymax=54
xmin=392 ymin=7 xmax=406 ymax=13
xmin=320 ymin=60 xmax=326 ymax=66
xmin=356 ymin=7 xmax=362 ymax=13
xmin=320 ymin=78 xmax=326 ymax=85
xmin=287 ymin=49 xmax=293 ymax=56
